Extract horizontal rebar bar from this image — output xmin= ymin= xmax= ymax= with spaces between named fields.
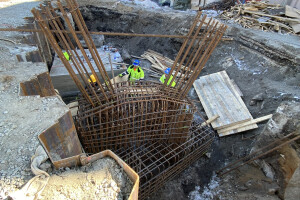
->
xmin=0 ymin=28 xmax=232 ymax=40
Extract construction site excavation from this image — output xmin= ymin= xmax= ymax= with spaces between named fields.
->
xmin=0 ymin=0 xmax=299 ymax=200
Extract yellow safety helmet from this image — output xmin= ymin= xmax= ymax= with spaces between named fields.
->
xmin=88 ymin=74 xmax=97 ymax=83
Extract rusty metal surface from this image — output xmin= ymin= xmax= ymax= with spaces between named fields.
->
xmin=38 ymin=111 xmax=83 ymax=168
xmin=0 ymin=28 xmax=233 ymax=41
xmin=115 ymin=121 xmax=214 ymax=199
xmin=76 ymin=81 xmax=196 ymax=153
xmin=37 ymin=72 xmax=56 ymax=96
xmin=32 ymin=0 xmax=227 ymax=105
xmin=31 ymin=1 xmax=225 ymax=198
xmin=19 ymin=72 xmax=56 ymax=97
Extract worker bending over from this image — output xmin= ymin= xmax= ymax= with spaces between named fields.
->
xmin=160 ymin=67 xmax=176 ymax=87
xmin=119 ymin=60 xmax=144 ymax=82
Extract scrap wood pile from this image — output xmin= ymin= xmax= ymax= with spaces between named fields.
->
xmin=141 ymin=49 xmax=190 ymax=78
xmin=221 ymin=1 xmax=300 ymax=34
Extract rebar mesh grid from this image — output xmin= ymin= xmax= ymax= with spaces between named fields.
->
xmin=76 ymin=81 xmax=197 ymax=153
xmin=162 ymin=14 xmax=227 ymax=99
xmin=115 ymin=121 xmax=214 ymax=199
xmin=31 ymin=1 xmax=224 ymax=199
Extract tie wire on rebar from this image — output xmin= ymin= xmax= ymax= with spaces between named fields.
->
xmin=30 ymin=1 xmax=227 ymax=198
xmin=162 ymin=14 xmax=227 ymax=99
xmin=32 ymin=0 xmax=117 ymax=107
xmin=32 ymin=1 xmax=227 ymax=106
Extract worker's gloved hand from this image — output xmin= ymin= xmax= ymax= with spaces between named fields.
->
xmin=119 ymin=74 xmax=123 ymax=77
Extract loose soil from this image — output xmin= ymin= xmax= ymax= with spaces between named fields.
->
xmin=41 ymin=157 xmax=133 ymax=200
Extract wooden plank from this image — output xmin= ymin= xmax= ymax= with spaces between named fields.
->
xmin=193 ymin=71 xmax=252 ymax=130
xmin=243 ymin=10 xmax=300 ymax=23
xmin=215 ymin=71 xmax=258 ymax=134
xmin=202 ymin=75 xmax=242 ymax=128
xmin=230 ymin=79 xmax=243 ymax=97
xmin=285 ymin=5 xmax=300 ymax=18
xmin=217 ymin=71 xmax=253 ymax=119
xmin=212 ymin=73 xmax=250 ymax=120
xmin=219 ymin=71 xmax=247 ymax=106
xmin=208 ymin=72 xmax=252 ymax=129
xmin=153 ymin=56 xmax=166 ymax=70
xmin=218 ymin=114 xmax=272 ymax=135
xmin=106 ymin=74 xmax=128 ymax=87
xmin=193 ymin=81 xmax=219 ymax=123
xmin=200 ymin=115 xmax=219 ymax=126
xmin=151 ymin=64 xmax=164 ymax=73
xmin=218 ymin=124 xmax=258 ymax=137
xmin=290 ymin=23 xmax=300 ymax=33
xmin=194 ymin=79 xmax=229 ymax=129
xmin=143 ymin=50 xmax=187 ymax=70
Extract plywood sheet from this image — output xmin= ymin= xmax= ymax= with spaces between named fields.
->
xmin=193 ymin=71 xmax=257 ymax=136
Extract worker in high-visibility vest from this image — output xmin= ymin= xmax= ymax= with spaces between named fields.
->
xmin=119 ymin=60 xmax=144 ymax=82
xmin=63 ymin=52 xmax=71 ymax=61
xmin=88 ymin=74 xmax=98 ymax=87
xmin=160 ymin=67 xmax=176 ymax=87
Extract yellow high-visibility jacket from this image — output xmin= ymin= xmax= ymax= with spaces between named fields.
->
xmin=121 ymin=65 xmax=144 ymax=81
xmin=160 ymin=74 xmax=176 ymax=87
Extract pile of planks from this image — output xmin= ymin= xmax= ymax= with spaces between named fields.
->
xmin=193 ymin=71 xmax=272 ymax=137
xmin=141 ymin=50 xmax=189 ymax=78
xmin=221 ymin=1 xmax=300 ymax=34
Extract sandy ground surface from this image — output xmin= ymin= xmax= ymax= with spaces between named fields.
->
xmin=40 ymin=157 xmax=133 ymax=200
xmin=0 ymin=1 xmax=69 ymax=199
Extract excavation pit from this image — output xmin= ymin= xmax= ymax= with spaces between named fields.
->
xmin=36 ymin=1 xmax=300 ymax=200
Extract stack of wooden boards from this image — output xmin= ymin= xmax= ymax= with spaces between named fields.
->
xmin=141 ymin=50 xmax=188 ymax=78
xmin=221 ymin=1 xmax=300 ymax=34
xmin=193 ymin=71 xmax=272 ymax=137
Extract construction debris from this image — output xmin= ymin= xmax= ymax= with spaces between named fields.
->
xmin=31 ymin=0 xmax=227 ymax=198
xmin=217 ymin=132 xmax=300 ymax=176
xmin=193 ymin=71 xmax=272 ymax=137
xmin=221 ymin=1 xmax=300 ymax=34
xmin=141 ymin=49 xmax=188 ymax=77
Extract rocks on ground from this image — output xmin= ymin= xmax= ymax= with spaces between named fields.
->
xmin=0 ymin=1 xmax=70 ymax=199
xmin=249 ymin=101 xmax=300 ymax=199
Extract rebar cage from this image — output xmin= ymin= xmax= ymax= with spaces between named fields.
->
xmin=76 ymin=81 xmax=197 ymax=153
xmin=32 ymin=0 xmax=226 ymax=198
